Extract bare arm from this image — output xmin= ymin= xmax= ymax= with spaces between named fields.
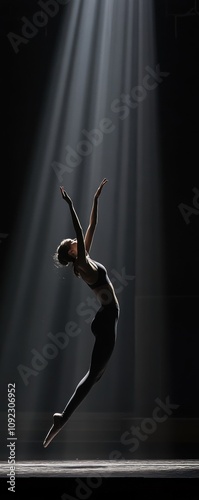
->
xmin=60 ymin=186 xmax=87 ymax=265
xmin=84 ymin=178 xmax=108 ymax=253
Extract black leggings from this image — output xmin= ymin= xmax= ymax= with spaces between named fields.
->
xmin=62 ymin=302 xmax=119 ymax=423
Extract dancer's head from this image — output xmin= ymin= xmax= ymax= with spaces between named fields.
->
xmin=54 ymin=238 xmax=78 ymax=267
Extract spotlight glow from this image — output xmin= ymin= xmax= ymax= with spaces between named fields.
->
xmin=0 ymin=0 xmax=168 ymax=458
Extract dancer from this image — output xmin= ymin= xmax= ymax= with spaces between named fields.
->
xmin=43 ymin=178 xmax=120 ymax=448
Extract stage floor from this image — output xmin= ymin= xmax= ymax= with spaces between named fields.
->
xmin=1 ymin=459 xmax=199 ymax=478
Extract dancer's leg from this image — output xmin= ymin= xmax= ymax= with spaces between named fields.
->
xmin=43 ymin=305 xmax=119 ymax=448
xmin=61 ymin=330 xmax=115 ymax=423
xmin=43 ymin=335 xmax=115 ymax=448
xmin=43 ymin=370 xmax=93 ymax=448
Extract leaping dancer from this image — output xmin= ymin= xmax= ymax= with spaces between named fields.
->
xmin=43 ymin=179 xmax=120 ymax=448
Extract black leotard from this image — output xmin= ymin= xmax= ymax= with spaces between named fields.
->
xmin=87 ymin=261 xmax=112 ymax=289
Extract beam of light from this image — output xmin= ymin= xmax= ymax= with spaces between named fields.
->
xmin=0 ymin=0 xmax=168 ymax=458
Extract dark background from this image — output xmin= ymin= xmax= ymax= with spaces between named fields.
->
xmin=1 ymin=0 xmax=199 ymax=411
xmin=155 ymin=0 xmax=199 ymax=419
xmin=1 ymin=0 xmax=199 ymax=496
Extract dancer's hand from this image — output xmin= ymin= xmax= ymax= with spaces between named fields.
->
xmin=94 ymin=178 xmax=108 ymax=199
xmin=60 ymin=186 xmax=72 ymax=205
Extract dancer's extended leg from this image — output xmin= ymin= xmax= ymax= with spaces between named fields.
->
xmin=43 ymin=305 xmax=118 ymax=448
xmin=43 ymin=368 xmax=102 ymax=448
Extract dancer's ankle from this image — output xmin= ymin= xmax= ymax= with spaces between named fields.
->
xmin=53 ymin=413 xmax=63 ymax=428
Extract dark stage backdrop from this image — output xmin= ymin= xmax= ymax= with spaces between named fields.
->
xmin=0 ymin=0 xmax=199 ymax=462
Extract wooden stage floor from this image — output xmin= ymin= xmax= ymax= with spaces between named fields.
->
xmin=1 ymin=460 xmax=199 ymax=497
xmin=1 ymin=459 xmax=199 ymax=478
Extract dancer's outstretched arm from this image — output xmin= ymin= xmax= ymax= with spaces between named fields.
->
xmin=60 ymin=186 xmax=86 ymax=266
xmin=84 ymin=178 xmax=108 ymax=253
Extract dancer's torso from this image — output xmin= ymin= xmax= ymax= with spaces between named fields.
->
xmin=76 ymin=258 xmax=119 ymax=307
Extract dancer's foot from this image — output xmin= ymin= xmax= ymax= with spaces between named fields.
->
xmin=43 ymin=413 xmax=63 ymax=448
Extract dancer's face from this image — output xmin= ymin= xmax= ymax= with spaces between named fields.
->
xmin=67 ymin=238 xmax=78 ymax=258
